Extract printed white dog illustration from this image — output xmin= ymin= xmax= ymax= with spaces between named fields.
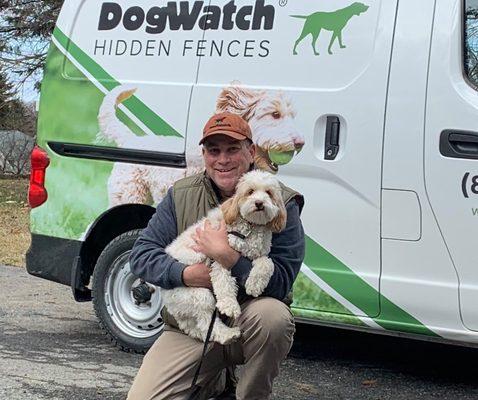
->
xmin=162 ymin=170 xmax=287 ymax=344
xmin=98 ymin=84 xmax=304 ymax=207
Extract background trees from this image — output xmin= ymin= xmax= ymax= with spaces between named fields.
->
xmin=0 ymin=0 xmax=61 ymax=175
xmin=466 ymin=5 xmax=478 ymax=85
xmin=0 ymin=0 xmax=62 ymax=90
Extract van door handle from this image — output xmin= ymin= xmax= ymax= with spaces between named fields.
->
xmin=440 ymin=130 xmax=478 ymax=159
xmin=324 ymin=116 xmax=340 ymax=160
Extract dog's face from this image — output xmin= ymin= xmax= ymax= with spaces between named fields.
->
xmin=216 ymin=85 xmax=304 ymax=174
xmin=351 ymin=2 xmax=369 ymax=16
xmin=222 ymin=170 xmax=287 ymax=232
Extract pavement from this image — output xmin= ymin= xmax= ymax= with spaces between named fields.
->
xmin=2 ymin=263 xmax=478 ymax=400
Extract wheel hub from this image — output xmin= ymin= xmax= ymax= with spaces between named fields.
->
xmin=132 ymin=281 xmax=155 ymax=305
xmin=105 ymin=252 xmax=163 ymax=338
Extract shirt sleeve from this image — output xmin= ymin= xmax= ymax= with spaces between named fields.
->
xmin=129 ymin=188 xmax=187 ymax=288
xmin=230 ymin=199 xmax=305 ymax=300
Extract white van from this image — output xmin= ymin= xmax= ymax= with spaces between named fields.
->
xmin=26 ymin=0 xmax=478 ymax=353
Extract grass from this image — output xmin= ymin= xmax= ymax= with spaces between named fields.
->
xmin=0 ymin=176 xmax=30 ymax=267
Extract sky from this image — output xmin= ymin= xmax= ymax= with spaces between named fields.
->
xmin=16 ymin=74 xmax=41 ymax=103
xmin=12 ymin=41 xmax=44 ymax=103
xmin=3 ymin=31 xmax=45 ymax=104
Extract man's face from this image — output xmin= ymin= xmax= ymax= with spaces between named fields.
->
xmin=202 ymin=135 xmax=255 ymax=197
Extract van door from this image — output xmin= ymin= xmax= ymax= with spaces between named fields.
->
xmin=185 ymin=0 xmax=397 ymax=318
xmin=425 ymin=0 xmax=478 ymax=331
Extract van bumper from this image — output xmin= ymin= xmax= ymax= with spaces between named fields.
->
xmin=26 ymin=233 xmax=82 ymax=287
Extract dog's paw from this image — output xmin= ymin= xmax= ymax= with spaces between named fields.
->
xmin=216 ymin=299 xmax=241 ymax=319
xmin=245 ymin=278 xmax=266 ymax=297
xmin=215 ymin=327 xmax=241 ymax=345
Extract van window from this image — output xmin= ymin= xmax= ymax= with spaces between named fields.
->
xmin=465 ymin=0 xmax=478 ymax=87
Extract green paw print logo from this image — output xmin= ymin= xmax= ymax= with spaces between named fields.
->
xmin=292 ymin=2 xmax=369 ymax=56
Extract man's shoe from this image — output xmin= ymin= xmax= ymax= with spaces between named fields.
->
xmin=208 ymin=387 xmax=236 ymax=400
xmin=209 ymin=394 xmax=236 ymax=400
xmin=208 ymin=366 xmax=237 ymax=399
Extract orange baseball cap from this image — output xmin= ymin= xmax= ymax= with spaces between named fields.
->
xmin=199 ymin=112 xmax=252 ymax=145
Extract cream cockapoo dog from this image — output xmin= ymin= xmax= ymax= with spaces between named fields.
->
xmin=162 ymin=170 xmax=287 ymax=344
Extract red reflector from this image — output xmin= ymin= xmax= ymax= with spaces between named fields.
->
xmin=29 ymin=146 xmax=50 ymax=208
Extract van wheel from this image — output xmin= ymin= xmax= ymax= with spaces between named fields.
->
xmin=92 ymin=229 xmax=163 ymax=353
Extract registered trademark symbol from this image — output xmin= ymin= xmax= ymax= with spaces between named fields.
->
xmin=279 ymin=0 xmax=288 ymax=7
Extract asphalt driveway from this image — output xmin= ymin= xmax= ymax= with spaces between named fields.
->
xmin=2 ymin=264 xmax=478 ymax=400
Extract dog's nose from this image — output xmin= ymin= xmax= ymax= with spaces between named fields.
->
xmin=255 ymin=201 xmax=264 ymax=210
xmin=294 ymin=138 xmax=305 ymax=152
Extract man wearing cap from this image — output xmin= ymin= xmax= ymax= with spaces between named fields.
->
xmin=127 ymin=112 xmax=305 ymax=400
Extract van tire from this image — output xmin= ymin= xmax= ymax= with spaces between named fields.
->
xmin=92 ymin=229 xmax=163 ymax=354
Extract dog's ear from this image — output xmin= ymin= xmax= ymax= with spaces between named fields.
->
xmin=221 ymin=197 xmax=240 ymax=225
xmin=115 ymin=88 xmax=137 ymax=106
xmin=269 ymin=197 xmax=287 ymax=233
xmin=216 ymin=85 xmax=259 ymax=121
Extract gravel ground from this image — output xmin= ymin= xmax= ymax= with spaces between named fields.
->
xmin=2 ymin=263 xmax=478 ymax=400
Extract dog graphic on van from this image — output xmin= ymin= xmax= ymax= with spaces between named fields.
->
xmin=292 ymin=2 xmax=369 ymax=56
xmin=97 ymin=84 xmax=304 ymax=207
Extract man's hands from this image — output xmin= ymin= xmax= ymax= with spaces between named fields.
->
xmin=192 ymin=220 xmax=240 ymax=270
xmin=182 ymin=219 xmax=240 ymax=289
xmin=182 ymin=263 xmax=212 ymax=288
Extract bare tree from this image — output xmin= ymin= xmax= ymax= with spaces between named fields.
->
xmin=0 ymin=130 xmax=34 ymax=176
xmin=0 ymin=1 xmax=54 ymax=176
xmin=466 ymin=7 xmax=478 ymax=84
xmin=0 ymin=0 xmax=63 ymax=90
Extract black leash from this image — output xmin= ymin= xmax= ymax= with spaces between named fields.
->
xmin=187 ymin=308 xmax=218 ymax=400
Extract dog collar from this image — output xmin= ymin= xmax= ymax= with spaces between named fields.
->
xmin=227 ymin=219 xmax=254 ymax=240
xmin=228 ymin=230 xmax=247 ymax=240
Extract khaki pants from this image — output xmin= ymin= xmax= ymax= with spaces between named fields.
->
xmin=127 ymin=297 xmax=295 ymax=400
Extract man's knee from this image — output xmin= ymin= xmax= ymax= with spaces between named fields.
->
xmin=239 ymin=297 xmax=295 ymax=342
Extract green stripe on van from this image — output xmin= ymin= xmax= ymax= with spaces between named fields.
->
xmin=376 ymin=295 xmax=439 ymax=336
xmin=293 ymin=271 xmax=367 ymax=326
xmin=53 ymin=27 xmax=182 ymax=138
xmin=304 ymin=236 xmax=438 ymax=336
xmin=304 ymin=235 xmax=379 ymax=317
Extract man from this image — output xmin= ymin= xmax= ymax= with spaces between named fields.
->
xmin=127 ymin=112 xmax=305 ymax=400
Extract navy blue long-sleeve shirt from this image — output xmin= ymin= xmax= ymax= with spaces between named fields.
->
xmin=130 ymin=187 xmax=305 ymax=301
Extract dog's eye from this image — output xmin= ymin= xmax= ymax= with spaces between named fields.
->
xmin=272 ymin=111 xmax=281 ymax=119
xmin=266 ymin=190 xmax=272 ymax=197
xmin=248 ymin=189 xmax=254 ymax=195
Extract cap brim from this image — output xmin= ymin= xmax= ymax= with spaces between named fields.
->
xmin=199 ymin=131 xmax=248 ymax=145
